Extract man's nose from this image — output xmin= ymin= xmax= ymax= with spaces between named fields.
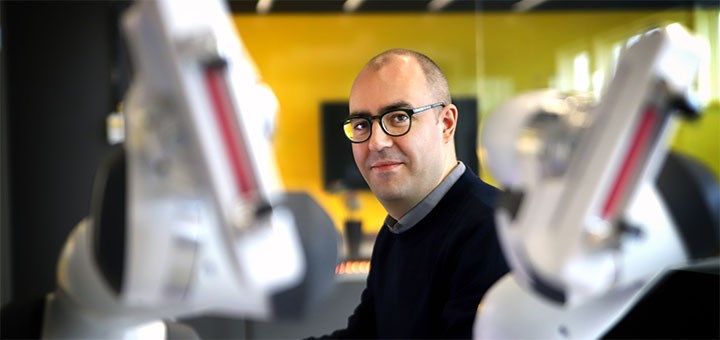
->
xmin=367 ymin=120 xmax=393 ymax=151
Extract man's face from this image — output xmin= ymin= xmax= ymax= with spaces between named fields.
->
xmin=349 ymin=56 xmax=448 ymax=217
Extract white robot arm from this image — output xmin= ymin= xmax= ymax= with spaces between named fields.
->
xmin=475 ymin=24 xmax=718 ymax=339
xmin=40 ymin=0 xmax=337 ymax=338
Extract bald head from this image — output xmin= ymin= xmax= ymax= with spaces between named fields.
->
xmin=360 ymin=49 xmax=451 ymax=106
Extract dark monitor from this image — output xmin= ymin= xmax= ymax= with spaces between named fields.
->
xmin=453 ymin=97 xmax=480 ymax=175
xmin=320 ymin=98 xmax=480 ymax=192
xmin=321 ymin=102 xmax=368 ymax=192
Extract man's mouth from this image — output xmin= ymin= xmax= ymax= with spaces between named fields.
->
xmin=370 ymin=161 xmax=402 ymax=171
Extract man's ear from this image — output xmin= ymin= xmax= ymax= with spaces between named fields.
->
xmin=441 ymin=104 xmax=458 ymax=144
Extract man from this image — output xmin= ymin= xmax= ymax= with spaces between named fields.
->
xmin=322 ymin=49 xmax=508 ymax=339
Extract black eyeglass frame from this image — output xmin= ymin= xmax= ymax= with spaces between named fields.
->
xmin=342 ymin=102 xmax=446 ymax=143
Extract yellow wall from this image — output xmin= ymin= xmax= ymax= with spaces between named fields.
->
xmin=233 ymin=9 xmax=719 ymax=235
xmin=672 ymin=103 xmax=720 ymax=176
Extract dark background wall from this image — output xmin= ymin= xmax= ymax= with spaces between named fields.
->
xmin=1 ymin=0 xmax=8 ymax=309
xmin=1 ymin=0 xmax=130 ymax=306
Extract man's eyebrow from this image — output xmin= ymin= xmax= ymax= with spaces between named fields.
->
xmin=348 ymin=110 xmax=372 ymax=118
xmin=380 ymin=101 xmax=412 ymax=113
xmin=348 ymin=101 xmax=412 ymax=118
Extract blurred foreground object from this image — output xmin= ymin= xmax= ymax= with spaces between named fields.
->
xmin=475 ymin=24 xmax=718 ymax=339
xmin=39 ymin=0 xmax=337 ymax=338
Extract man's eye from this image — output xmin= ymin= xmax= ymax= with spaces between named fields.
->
xmin=388 ymin=113 xmax=410 ymax=124
xmin=352 ymin=120 xmax=368 ymax=131
xmin=395 ymin=114 xmax=409 ymax=122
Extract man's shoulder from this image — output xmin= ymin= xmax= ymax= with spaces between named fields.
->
xmin=431 ymin=169 xmax=502 ymax=243
xmin=453 ymin=168 xmax=501 ymax=212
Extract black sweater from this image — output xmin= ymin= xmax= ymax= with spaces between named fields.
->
xmin=326 ymin=168 xmax=509 ymax=339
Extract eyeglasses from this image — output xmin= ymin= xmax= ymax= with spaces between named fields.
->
xmin=342 ymin=102 xmax=445 ymax=143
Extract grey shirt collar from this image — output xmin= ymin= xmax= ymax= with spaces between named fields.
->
xmin=385 ymin=162 xmax=466 ymax=234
